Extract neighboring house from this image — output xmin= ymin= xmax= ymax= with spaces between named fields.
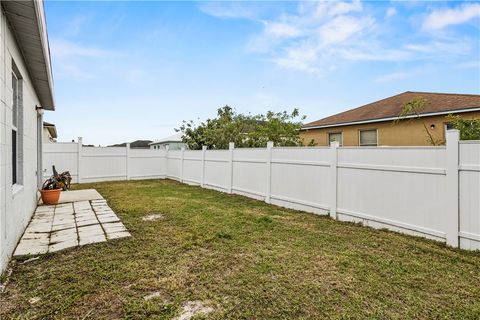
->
xmin=0 ymin=1 xmax=55 ymax=273
xmin=300 ymin=92 xmax=480 ymax=146
xmin=109 ymin=140 xmax=153 ymax=149
xmin=43 ymin=121 xmax=57 ymax=143
xmin=149 ymin=132 xmax=187 ymax=150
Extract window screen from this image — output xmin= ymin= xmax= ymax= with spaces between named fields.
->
xmin=11 ymin=69 xmax=22 ymax=185
xmin=328 ymin=132 xmax=342 ymax=146
xmin=12 ymin=130 xmax=17 ymax=184
xmin=12 ymin=74 xmax=18 ymax=128
xmin=359 ymin=129 xmax=377 ymax=146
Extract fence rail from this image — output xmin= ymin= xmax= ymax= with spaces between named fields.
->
xmin=43 ymin=130 xmax=480 ymax=251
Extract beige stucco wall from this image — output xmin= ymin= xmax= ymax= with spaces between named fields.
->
xmin=300 ymin=111 xmax=480 ymax=146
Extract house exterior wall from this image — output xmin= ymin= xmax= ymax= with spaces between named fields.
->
xmin=300 ymin=111 xmax=480 ymax=146
xmin=0 ymin=10 xmax=44 ymax=273
xmin=43 ymin=127 xmax=53 ymax=143
xmin=150 ymin=142 xmax=187 ymax=150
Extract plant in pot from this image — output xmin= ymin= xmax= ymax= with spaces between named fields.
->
xmin=40 ymin=166 xmax=72 ymax=205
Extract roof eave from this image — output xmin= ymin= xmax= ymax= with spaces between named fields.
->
xmin=3 ymin=0 xmax=55 ymax=110
xmin=301 ymin=107 xmax=480 ymax=131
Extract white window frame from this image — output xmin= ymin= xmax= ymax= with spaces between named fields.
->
xmin=328 ymin=132 xmax=343 ymax=146
xmin=359 ymin=129 xmax=378 ymax=147
xmin=12 ymin=72 xmax=19 ymax=185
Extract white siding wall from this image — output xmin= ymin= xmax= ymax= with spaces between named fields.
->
xmin=0 ymin=10 xmax=44 ymax=272
xmin=42 ymin=127 xmax=53 ymax=143
xmin=42 ymin=136 xmax=480 ymax=251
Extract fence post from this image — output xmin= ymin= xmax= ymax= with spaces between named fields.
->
xmin=228 ymin=142 xmax=234 ymax=193
xmin=77 ymin=137 xmax=83 ymax=183
xmin=445 ymin=129 xmax=460 ymax=247
xmin=126 ymin=143 xmax=131 ymax=180
xmin=180 ymin=147 xmax=185 ymax=183
xmin=165 ymin=145 xmax=169 ymax=179
xmin=201 ymin=145 xmax=207 ymax=187
xmin=265 ymin=141 xmax=274 ymax=203
xmin=329 ymin=141 xmax=339 ymax=219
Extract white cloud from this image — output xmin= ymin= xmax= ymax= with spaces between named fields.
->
xmin=375 ymin=72 xmax=409 ymax=83
xmin=313 ymin=0 xmax=362 ymax=19
xmin=318 ymin=16 xmax=374 ymax=45
xmin=54 ymin=63 xmax=93 ymax=80
xmin=386 ymin=7 xmax=397 ymax=18
xmin=200 ymin=1 xmax=479 ymax=75
xmin=423 ymin=3 xmax=480 ymax=31
xmin=51 ymin=39 xmax=113 ymax=59
xmin=197 ymin=2 xmax=262 ymax=20
xmin=264 ymin=22 xmax=302 ymax=38
xmin=405 ymin=39 xmax=471 ymax=56
xmin=273 ymin=45 xmax=321 ymax=74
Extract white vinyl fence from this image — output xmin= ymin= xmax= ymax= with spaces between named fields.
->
xmin=43 ymin=131 xmax=480 ymax=251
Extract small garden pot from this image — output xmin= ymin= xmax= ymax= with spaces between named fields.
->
xmin=40 ymin=189 xmax=62 ymax=205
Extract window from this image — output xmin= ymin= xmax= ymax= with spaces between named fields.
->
xmin=12 ymin=72 xmax=19 ymax=184
xmin=11 ymin=64 xmax=23 ymax=185
xmin=328 ymin=132 xmax=342 ymax=146
xmin=359 ymin=129 xmax=377 ymax=146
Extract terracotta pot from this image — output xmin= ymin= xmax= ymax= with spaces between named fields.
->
xmin=40 ymin=188 xmax=61 ymax=205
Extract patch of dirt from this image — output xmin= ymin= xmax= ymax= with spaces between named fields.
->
xmin=142 ymin=213 xmax=165 ymax=221
xmin=29 ymin=297 xmax=41 ymax=305
xmin=174 ymin=301 xmax=213 ymax=320
xmin=143 ymin=290 xmax=171 ymax=303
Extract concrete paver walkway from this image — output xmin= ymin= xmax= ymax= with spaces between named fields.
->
xmin=14 ymin=190 xmax=130 ymax=257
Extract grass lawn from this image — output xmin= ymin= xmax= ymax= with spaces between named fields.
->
xmin=1 ymin=180 xmax=480 ymax=319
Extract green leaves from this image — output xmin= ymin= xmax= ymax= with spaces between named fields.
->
xmin=396 ymin=98 xmax=442 ymax=146
xmin=177 ymin=106 xmax=305 ymax=149
xmin=446 ymin=114 xmax=480 ymax=140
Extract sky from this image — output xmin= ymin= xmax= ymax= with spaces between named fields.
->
xmin=43 ymin=0 xmax=480 ymax=146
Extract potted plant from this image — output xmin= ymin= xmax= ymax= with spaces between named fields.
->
xmin=40 ymin=166 xmax=72 ymax=205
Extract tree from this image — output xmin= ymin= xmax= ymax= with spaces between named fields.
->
xmin=445 ymin=114 xmax=480 ymax=140
xmin=396 ymin=98 xmax=443 ymax=146
xmin=177 ymin=106 xmax=308 ymax=149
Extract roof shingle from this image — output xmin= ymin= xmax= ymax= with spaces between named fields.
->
xmin=302 ymin=91 xmax=480 ymax=129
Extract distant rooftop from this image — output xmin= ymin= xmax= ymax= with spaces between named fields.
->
xmin=109 ymin=140 xmax=153 ymax=149
xmin=302 ymin=91 xmax=480 ymax=130
xmin=149 ymin=132 xmax=184 ymax=145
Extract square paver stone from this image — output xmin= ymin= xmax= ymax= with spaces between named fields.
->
xmin=51 ymin=223 xmax=76 ymax=232
xmin=49 ymin=239 xmax=79 ymax=253
xmin=106 ymin=231 xmax=131 ymax=240
xmin=76 ymin=220 xmax=99 ymax=227
xmin=14 ymin=240 xmax=49 ymax=256
xmin=97 ymin=216 xmax=120 ymax=223
xmin=51 ymin=229 xmax=78 ymax=242
xmin=79 ymin=234 xmax=106 ymax=246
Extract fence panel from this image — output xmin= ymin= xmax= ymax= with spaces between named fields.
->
xmin=204 ymin=150 xmax=229 ymax=191
xmin=270 ymin=147 xmax=331 ymax=214
xmin=183 ymin=150 xmax=202 ymax=185
xmin=129 ymin=149 xmax=166 ymax=180
xmin=43 ymin=142 xmax=79 ymax=182
xmin=167 ymin=150 xmax=182 ymax=180
xmin=336 ymin=147 xmax=448 ymax=241
xmin=232 ymin=148 xmax=267 ymax=200
xmin=459 ymin=141 xmax=480 ymax=250
xmin=81 ymin=147 xmax=127 ymax=183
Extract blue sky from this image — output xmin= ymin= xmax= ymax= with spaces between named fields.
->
xmin=44 ymin=1 xmax=480 ymax=146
